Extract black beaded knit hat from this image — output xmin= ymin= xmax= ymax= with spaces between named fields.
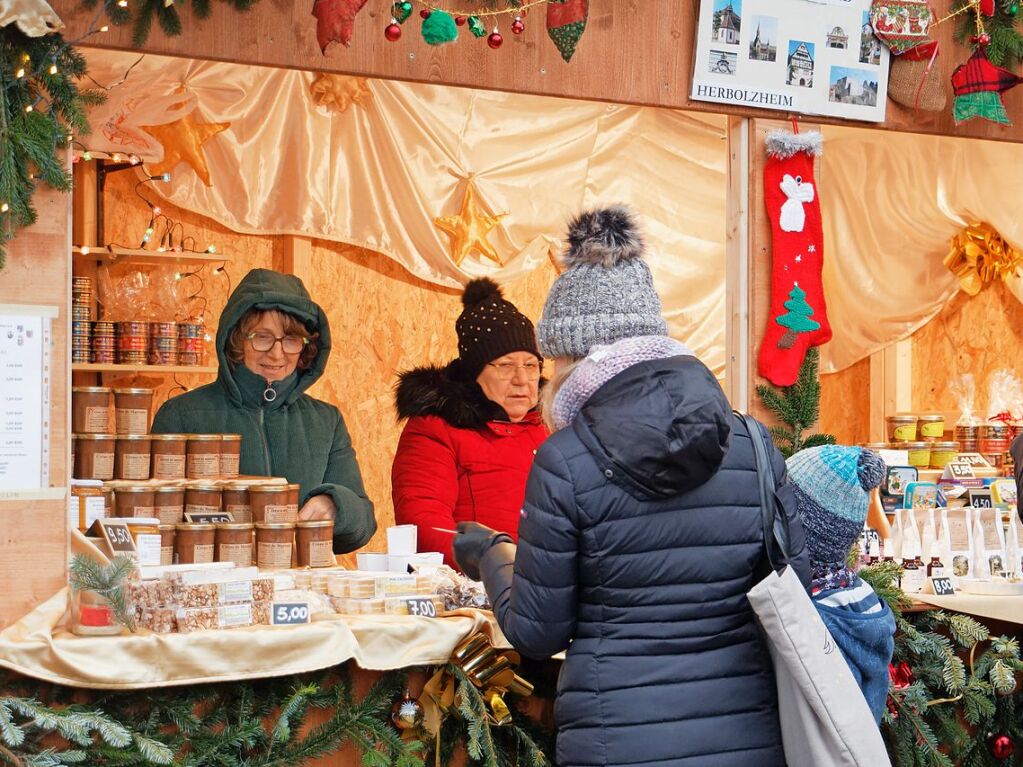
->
xmin=456 ymin=278 xmax=540 ymax=379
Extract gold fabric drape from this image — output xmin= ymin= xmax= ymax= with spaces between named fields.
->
xmin=81 ymin=51 xmax=728 ymax=373
xmin=0 ymin=589 xmax=509 ymax=690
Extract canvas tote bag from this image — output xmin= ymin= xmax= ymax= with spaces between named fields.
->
xmin=740 ymin=414 xmax=892 ymax=767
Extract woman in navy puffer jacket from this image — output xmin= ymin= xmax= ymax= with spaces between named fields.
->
xmin=453 ymin=205 xmax=810 ymax=767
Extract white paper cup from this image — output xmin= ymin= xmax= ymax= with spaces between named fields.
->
xmin=386 ymin=524 xmax=418 ymax=555
xmin=356 ymin=552 xmax=389 ymax=572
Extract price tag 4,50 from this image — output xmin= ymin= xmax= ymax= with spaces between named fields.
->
xmin=406 ymin=598 xmax=438 ymax=618
xmin=271 ymin=602 xmax=310 ymax=626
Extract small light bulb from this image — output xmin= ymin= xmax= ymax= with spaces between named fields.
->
xmin=145 ymin=227 xmax=154 ymax=235
xmin=100 ymin=24 xmax=109 ymax=32
xmin=161 ymin=172 xmax=171 ymax=182
xmin=48 ymin=64 xmax=57 ymax=75
xmin=0 ymin=203 xmax=8 ymax=213
xmin=204 ymin=333 xmax=212 ymax=342
xmin=118 ymin=0 xmax=128 ymax=6
xmin=112 ymin=153 xmax=122 ymax=162
xmin=15 ymin=68 xmax=24 ymax=78
xmin=129 ymin=154 xmax=139 ymax=165
xmin=153 ymin=206 xmax=161 ymax=215
xmin=142 ymin=234 xmax=151 ymax=243
xmin=21 ymin=53 xmax=29 ymax=62
xmin=206 ymin=245 xmax=217 ymax=254
xmin=24 ymin=104 xmax=32 ymax=113
xmin=80 ymin=246 xmax=90 ymax=256
xmin=157 ymin=246 xmax=166 ymax=252
xmin=83 ymin=151 xmax=92 ymax=161
xmin=174 ymin=272 xmax=182 ymax=280
xmin=164 ymin=0 xmax=174 ymax=6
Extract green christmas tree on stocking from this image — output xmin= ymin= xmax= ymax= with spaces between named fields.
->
xmin=776 ymin=283 xmax=820 ymax=349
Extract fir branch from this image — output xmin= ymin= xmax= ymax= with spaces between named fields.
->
xmin=756 ymin=348 xmax=835 ymax=457
xmin=67 ymin=555 xmax=137 ymax=632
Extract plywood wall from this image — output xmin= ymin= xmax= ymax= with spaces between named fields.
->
xmin=93 ymin=169 xmax=556 ymax=553
xmin=819 ymin=359 xmax=872 ymax=446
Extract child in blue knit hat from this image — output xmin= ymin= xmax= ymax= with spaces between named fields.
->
xmin=786 ymin=445 xmax=897 ymax=724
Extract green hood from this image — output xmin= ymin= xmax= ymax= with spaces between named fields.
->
xmin=216 ymin=269 xmax=331 ymax=406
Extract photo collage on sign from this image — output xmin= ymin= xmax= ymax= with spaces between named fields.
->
xmin=706 ymin=0 xmax=883 ymax=110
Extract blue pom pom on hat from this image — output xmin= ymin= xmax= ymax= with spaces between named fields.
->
xmin=786 ymin=445 xmax=887 ymax=569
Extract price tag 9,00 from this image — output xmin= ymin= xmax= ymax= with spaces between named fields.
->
xmin=271 ymin=602 xmax=310 ymax=626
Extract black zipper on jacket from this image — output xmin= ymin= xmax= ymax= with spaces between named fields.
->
xmin=255 ymin=382 xmax=275 ymax=475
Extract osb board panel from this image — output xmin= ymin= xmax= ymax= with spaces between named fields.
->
xmin=911 ymin=282 xmax=1023 ymax=420
xmin=0 ymin=186 xmax=70 ymax=628
xmin=304 ymin=239 xmax=557 ymax=555
xmin=819 ymin=358 xmax=872 ymax=446
xmin=52 ymin=0 xmax=1023 ymax=143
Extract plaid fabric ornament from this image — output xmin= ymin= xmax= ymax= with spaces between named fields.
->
xmin=951 ymin=48 xmax=1023 ymax=124
xmin=870 ymin=0 xmax=934 ymax=55
xmin=547 ymin=0 xmax=588 ymax=63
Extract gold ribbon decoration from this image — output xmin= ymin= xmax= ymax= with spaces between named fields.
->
xmin=420 ymin=632 xmax=534 ymax=738
xmin=944 ymin=221 xmax=1023 ymax=296
xmin=309 ymin=73 xmax=372 ymax=114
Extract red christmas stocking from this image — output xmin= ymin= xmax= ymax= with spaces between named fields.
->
xmin=757 ymin=130 xmax=832 ymax=387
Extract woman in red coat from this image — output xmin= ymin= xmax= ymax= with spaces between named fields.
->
xmin=392 ymin=278 xmax=549 ymax=567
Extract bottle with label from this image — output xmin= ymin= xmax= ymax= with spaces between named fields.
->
xmin=866 ymin=536 xmax=880 ymax=566
xmin=926 ymin=541 xmax=945 ymax=578
xmin=901 ymin=543 xmax=926 ymax=594
xmin=882 ymin=538 xmax=895 ymax=563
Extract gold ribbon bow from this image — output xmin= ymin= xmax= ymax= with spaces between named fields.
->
xmin=944 ymin=222 xmax=1023 ymax=296
xmin=420 ymin=632 xmax=534 ymax=743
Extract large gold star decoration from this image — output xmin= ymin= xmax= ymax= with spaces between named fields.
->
xmin=310 ymin=73 xmax=372 ymax=114
xmin=434 ymin=181 xmax=507 ymax=267
xmin=142 ymin=110 xmax=231 ymax=187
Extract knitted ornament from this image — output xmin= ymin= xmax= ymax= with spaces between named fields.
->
xmin=757 ymin=130 xmax=831 ymax=387
xmin=547 ymin=0 xmax=588 ymax=63
xmin=537 ymin=205 xmax=668 ymax=359
xmin=422 ymin=10 xmax=458 ymax=45
xmin=869 ymin=0 xmax=934 ymax=55
xmin=787 ymin=446 xmax=886 ymax=569
xmin=455 ymin=278 xmax=540 ymax=379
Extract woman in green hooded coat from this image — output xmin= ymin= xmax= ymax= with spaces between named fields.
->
xmin=151 ymin=268 xmax=376 ymax=553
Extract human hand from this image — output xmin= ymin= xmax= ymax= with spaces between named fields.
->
xmin=299 ymin=494 xmax=336 ymax=521
xmin=453 ymin=521 xmax=510 ymax=581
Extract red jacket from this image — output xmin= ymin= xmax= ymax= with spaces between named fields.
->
xmin=391 ymin=363 xmax=549 ymax=567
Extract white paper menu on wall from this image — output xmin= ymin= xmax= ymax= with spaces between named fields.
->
xmin=690 ymin=0 xmax=890 ymax=122
xmin=0 ymin=304 xmax=56 ymax=493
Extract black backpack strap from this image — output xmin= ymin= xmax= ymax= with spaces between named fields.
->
xmin=738 ymin=411 xmax=791 ymax=575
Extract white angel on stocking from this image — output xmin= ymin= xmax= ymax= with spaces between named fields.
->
xmin=779 ymin=174 xmax=815 ymax=233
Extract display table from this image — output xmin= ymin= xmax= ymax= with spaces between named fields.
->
xmin=912 ymin=593 xmax=1023 ymax=626
xmin=0 ymin=589 xmax=509 ymax=689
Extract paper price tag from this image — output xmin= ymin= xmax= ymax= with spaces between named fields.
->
xmin=184 ymin=512 xmax=234 ymax=524
xmin=406 ymin=598 xmax=438 ymax=618
xmin=927 ymin=577 xmax=955 ymax=596
xmin=271 ymin=602 xmax=310 ymax=626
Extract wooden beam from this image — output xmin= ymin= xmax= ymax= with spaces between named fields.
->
xmin=50 ymin=0 xmax=1023 ymax=143
xmin=273 ymin=235 xmax=313 ymax=280
xmin=725 ymin=116 xmax=749 ymax=411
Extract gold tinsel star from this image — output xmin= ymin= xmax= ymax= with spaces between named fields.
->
xmin=142 ymin=110 xmax=231 ymax=187
xmin=310 ymin=73 xmax=372 ymax=114
xmin=434 ymin=181 xmax=506 ymax=267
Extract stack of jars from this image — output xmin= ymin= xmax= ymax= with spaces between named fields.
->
xmin=116 ymin=321 xmax=149 ymax=365
xmin=177 ymin=322 xmax=205 ymax=366
xmin=91 ymin=320 xmax=116 ymax=364
xmin=149 ymin=321 xmax=178 ymax=365
xmin=884 ymin=413 xmax=959 ymax=470
xmin=72 ymin=277 xmax=92 ymax=364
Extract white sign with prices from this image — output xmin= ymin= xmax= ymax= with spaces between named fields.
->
xmin=0 ymin=305 xmax=55 ymax=491
xmin=691 ymin=0 xmax=890 ymax=122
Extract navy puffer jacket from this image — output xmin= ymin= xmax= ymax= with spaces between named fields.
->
xmin=479 ymin=355 xmax=810 ymax=767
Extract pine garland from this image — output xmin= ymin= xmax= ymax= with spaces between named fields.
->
xmin=79 ymin=0 xmax=262 ymax=47
xmin=67 ymin=554 xmax=137 ymax=631
xmin=953 ymin=0 xmax=1023 ymax=69
xmin=0 ymin=26 xmax=101 ymax=272
xmin=756 ymin=347 xmax=836 ymax=457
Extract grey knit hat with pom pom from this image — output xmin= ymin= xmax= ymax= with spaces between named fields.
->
xmin=537 ymin=205 xmax=668 ymax=359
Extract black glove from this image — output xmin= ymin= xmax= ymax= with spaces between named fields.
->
xmin=452 ymin=521 xmax=511 ymax=581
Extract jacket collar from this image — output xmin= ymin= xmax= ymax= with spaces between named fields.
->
xmin=394 ymin=360 xmax=541 ymax=430
xmin=230 ymin=363 xmax=301 ymax=411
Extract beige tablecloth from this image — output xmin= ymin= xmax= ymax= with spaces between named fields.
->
xmin=0 ymin=589 xmax=508 ymax=690
xmin=912 ymin=593 xmax=1023 ymax=626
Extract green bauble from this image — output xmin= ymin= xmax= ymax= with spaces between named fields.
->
xmin=422 ymin=10 xmax=458 ymax=45
xmin=392 ymin=1 xmax=412 ymax=23
xmin=468 ymin=15 xmax=487 ymax=37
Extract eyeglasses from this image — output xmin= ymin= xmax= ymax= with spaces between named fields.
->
xmin=246 ymin=331 xmax=309 ymax=354
xmin=487 ymin=361 xmax=542 ymax=380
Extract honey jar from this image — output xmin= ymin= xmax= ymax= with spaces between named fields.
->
xmin=185 ymin=482 xmax=222 ymax=516
xmin=114 ymin=435 xmax=151 ymax=481
xmin=186 ymin=434 xmax=222 ymax=479
xmin=71 ymin=386 xmax=112 ymax=433
xmin=899 ymin=441 xmax=932 ymax=469
xmin=886 ymin=415 xmax=918 ymax=443
xmin=153 ymin=486 xmax=185 ymax=525
xmin=175 ymin=522 xmax=216 ymax=564
xmin=216 ymin=522 xmax=254 ymax=567
xmin=74 ymin=434 xmax=116 ymax=480
xmin=916 ymin=414 xmax=945 ymax=440
xmin=159 ymin=524 xmax=176 ymax=566
xmin=128 ymin=521 xmax=161 ymax=567
xmin=220 ymin=434 xmax=242 ymax=478
xmin=113 ymin=486 xmax=155 ymax=518
xmin=929 ymin=441 xmax=958 ymax=469
xmin=250 ymin=484 xmax=299 ymax=523
xmin=296 ymin=520 xmax=335 ymax=568
xmin=255 ymin=522 xmax=295 ymax=570
xmin=113 ymin=388 xmax=153 ymax=435
xmin=222 ymin=481 xmax=252 ymax=523
xmin=151 ymin=434 xmax=188 ymax=480
xmin=69 ymin=486 xmax=105 ymax=532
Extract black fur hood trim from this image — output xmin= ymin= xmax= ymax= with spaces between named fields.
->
xmin=394 ymin=360 xmax=542 ymax=429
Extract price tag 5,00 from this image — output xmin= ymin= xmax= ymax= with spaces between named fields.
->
xmin=271 ymin=602 xmax=310 ymax=626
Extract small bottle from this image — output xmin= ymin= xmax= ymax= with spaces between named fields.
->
xmin=866 ymin=536 xmax=880 ymax=565
xmin=882 ymin=538 xmax=895 ymax=564
xmin=901 ymin=543 xmax=926 ymax=594
xmin=926 ymin=541 xmax=945 ymax=578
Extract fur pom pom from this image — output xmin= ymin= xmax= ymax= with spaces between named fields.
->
xmin=857 ymin=449 xmax=886 ymax=492
xmin=765 ymin=130 xmax=823 ymax=159
xmin=461 ymin=277 xmax=503 ymax=307
xmin=563 ymin=204 xmax=645 ymax=268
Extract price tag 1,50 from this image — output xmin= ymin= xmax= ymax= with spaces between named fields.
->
xmin=271 ymin=602 xmax=310 ymax=626
xmin=406 ymin=598 xmax=438 ymax=618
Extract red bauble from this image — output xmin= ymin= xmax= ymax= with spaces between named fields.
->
xmin=511 ymin=17 xmax=524 ymax=34
xmin=989 ymin=734 xmax=1014 ymax=760
xmin=979 ymin=33 xmax=992 ymax=45
xmin=420 ymin=8 xmax=430 ymax=18
xmin=455 ymin=15 xmax=466 ymax=25
xmin=488 ymin=31 xmax=503 ymax=48
xmin=888 ymin=661 xmax=914 ymax=690
xmin=385 ymin=22 xmax=402 ymax=41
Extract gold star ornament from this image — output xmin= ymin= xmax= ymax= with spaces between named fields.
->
xmin=142 ymin=110 xmax=231 ymax=187
xmin=310 ymin=73 xmax=372 ymax=114
xmin=434 ymin=181 xmax=507 ymax=267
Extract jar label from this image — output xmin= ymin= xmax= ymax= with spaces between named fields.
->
xmin=119 ymin=452 xmax=151 ymax=480
xmin=219 ymin=579 xmax=253 ymax=603
xmin=69 ymin=495 xmax=106 ymax=531
xmin=893 ymin=424 xmax=916 ymax=441
xmin=156 ymin=506 xmax=184 ymax=525
xmin=264 ymin=504 xmax=299 ymax=523
xmin=307 ymin=539 xmax=335 ymax=568
xmin=226 ymin=505 xmax=252 ymax=523
xmin=920 ymin=422 xmax=944 ymax=438
xmin=258 ymin=541 xmax=293 ymax=569
xmin=220 ymin=603 xmax=252 ymax=627
xmin=116 ymin=408 xmax=149 ymax=435
xmin=160 ymin=545 xmax=174 ymax=566
xmin=218 ymin=543 xmax=253 ymax=569
xmin=220 ymin=454 xmax=240 ymax=477
xmin=84 ymin=406 xmax=109 ymax=432
xmin=186 ymin=504 xmax=220 ymax=515
xmin=135 ymin=533 xmax=162 ymax=567
xmin=187 ymin=453 xmax=220 ymax=479
xmin=153 ymin=454 xmax=186 ymax=480
xmin=91 ymin=453 xmax=115 ymax=480
xmin=192 ymin=543 xmax=215 ymax=564
xmin=129 ymin=505 xmax=155 ymax=518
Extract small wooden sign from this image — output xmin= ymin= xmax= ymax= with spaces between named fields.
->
xmin=926 ymin=576 xmax=955 ymax=596
xmin=271 ymin=602 xmax=310 ymax=626
xmin=942 ymin=461 xmax=976 ymax=481
xmin=92 ymin=519 xmax=137 ymax=556
xmin=968 ymin=489 xmax=994 ymax=509
xmin=184 ymin=511 xmax=234 ymax=524
xmin=406 ymin=598 xmax=438 ymax=618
